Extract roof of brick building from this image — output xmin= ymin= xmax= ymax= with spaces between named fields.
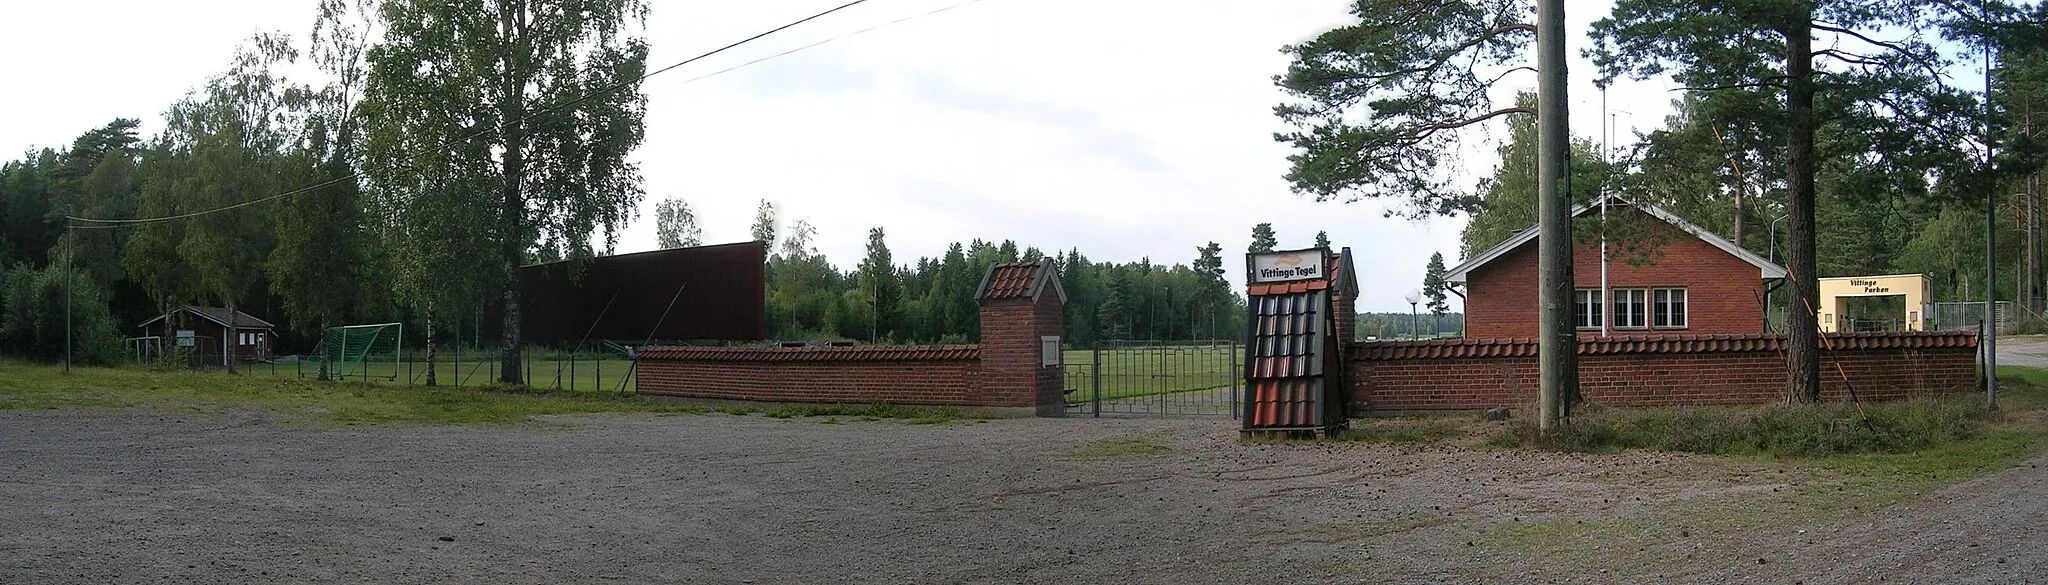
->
xmin=1444 ymin=194 xmax=1788 ymax=283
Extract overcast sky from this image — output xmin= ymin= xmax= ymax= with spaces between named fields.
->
xmin=0 ymin=0 xmax=1687 ymax=312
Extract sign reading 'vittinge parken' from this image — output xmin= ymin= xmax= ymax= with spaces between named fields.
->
xmin=1248 ymin=249 xmax=1327 ymax=284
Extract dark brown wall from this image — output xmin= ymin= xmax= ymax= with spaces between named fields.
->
xmin=487 ymin=242 xmax=767 ymax=343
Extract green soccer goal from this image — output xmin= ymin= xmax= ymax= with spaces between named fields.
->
xmin=316 ymin=323 xmax=403 ymax=381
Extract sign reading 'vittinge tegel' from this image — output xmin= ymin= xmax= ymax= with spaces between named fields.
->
xmin=1248 ymin=248 xmax=1327 ymax=284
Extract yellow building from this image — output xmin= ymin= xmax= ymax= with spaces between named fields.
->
xmin=1817 ymin=274 xmax=1931 ymax=333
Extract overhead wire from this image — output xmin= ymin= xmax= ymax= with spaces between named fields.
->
xmin=66 ymin=0 xmax=899 ymax=228
xmin=670 ymin=0 xmax=995 ymax=87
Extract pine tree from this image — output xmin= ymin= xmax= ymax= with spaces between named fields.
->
xmin=857 ymin=227 xmax=899 ymax=341
xmin=1097 ymin=271 xmax=1132 ymax=340
xmin=1249 ymin=223 xmax=1278 ymax=254
xmin=1422 ymin=251 xmax=1449 ymax=334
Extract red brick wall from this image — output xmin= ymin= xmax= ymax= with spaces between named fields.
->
xmin=1347 ymin=332 xmax=1978 ymax=413
xmin=636 ymin=352 xmax=984 ymax=406
xmin=1465 ymin=209 xmax=1770 ymax=339
xmin=633 ymin=288 xmax=1065 ymax=413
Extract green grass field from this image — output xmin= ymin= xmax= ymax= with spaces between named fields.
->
xmin=249 ymin=354 xmax=638 ymax=393
xmin=225 ymin=344 xmax=1249 ymax=402
xmin=1061 ymin=344 xmax=1244 ymax=402
xmin=0 ymin=358 xmax=690 ymax=424
xmin=0 ymin=358 xmax=969 ymax=425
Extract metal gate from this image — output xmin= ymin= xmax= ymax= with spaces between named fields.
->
xmin=1062 ymin=340 xmax=1242 ymax=417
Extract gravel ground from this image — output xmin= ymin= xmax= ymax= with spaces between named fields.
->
xmin=1998 ymin=334 xmax=2048 ymax=369
xmin=3 ymin=409 xmax=2045 ymax=584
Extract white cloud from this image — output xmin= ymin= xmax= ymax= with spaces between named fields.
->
xmin=1 ymin=0 xmax=1688 ymax=313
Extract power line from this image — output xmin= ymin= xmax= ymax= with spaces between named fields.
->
xmin=67 ymin=0 xmax=880 ymax=227
xmin=671 ymin=0 xmax=996 ymax=87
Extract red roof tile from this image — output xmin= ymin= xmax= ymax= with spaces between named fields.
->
xmin=1247 ymin=279 xmax=1332 ymax=296
xmin=638 ymin=344 xmax=981 ymax=362
xmin=981 ymin=262 xmax=1040 ymax=299
xmin=1248 ymin=378 xmax=1325 ymax=428
xmin=1348 ymin=331 xmax=1978 ymax=360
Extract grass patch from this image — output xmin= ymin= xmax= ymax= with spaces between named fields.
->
xmin=1334 ymin=418 xmax=1462 ymax=444
xmin=759 ymin=403 xmax=962 ymax=423
xmin=1816 ymin=427 xmax=2035 ymax=479
xmin=1065 ymin=435 xmax=1172 ymax=458
xmin=1480 ymin=427 xmax=2046 ymax=576
xmin=1469 ymin=370 xmax=2048 ymax=578
xmin=1486 ymin=397 xmax=1992 ymax=457
xmin=0 ymin=358 xmax=706 ymax=425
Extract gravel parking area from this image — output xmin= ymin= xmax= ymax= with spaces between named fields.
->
xmin=3 ymin=409 xmax=2044 ymax=584
xmin=1999 ymin=334 xmax=2048 ymax=369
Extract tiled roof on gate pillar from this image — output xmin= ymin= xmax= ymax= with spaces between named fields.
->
xmin=976 ymin=258 xmax=1067 ymax=303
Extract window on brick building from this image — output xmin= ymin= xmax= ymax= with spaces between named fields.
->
xmin=1573 ymin=289 xmax=1603 ymax=329
xmin=1653 ymin=288 xmax=1687 ymax=328
xmin=1613 ymin=289 xmax=1647 ymax=328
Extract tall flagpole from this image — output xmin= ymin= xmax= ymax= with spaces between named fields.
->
xmin=1600 ymin=86 xmax=1611 ymax=339
xmin=1984 ymin=4 xmax=1999 ymax=407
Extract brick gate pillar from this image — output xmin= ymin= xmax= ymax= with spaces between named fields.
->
xmin=976 ymin=259 xmax=1068 ymax=416
xmin=1332 ymin=247 xmax=1358 ymax=344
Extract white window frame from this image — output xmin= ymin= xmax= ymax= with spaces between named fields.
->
xmin=1573 ymin=289 xmax=1604 ymax=329
xmin=1652 ymin=288 xmax=1689 ymax=329
xmin=1040 ymin=336 xmax=1061 ymax=367
xmin=1612 ymin=289 xmax=1648 ymax=329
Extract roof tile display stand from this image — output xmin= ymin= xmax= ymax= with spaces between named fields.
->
xmin=1242 ymin=248 xmax=1352 ymax=437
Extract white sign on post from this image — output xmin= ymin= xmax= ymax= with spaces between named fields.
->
xmin=1248 ymin=249 xmax=1327 ymax=284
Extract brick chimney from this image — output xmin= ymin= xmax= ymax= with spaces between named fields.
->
xmin=1331 ymin=247 xmax=1358 ymax=344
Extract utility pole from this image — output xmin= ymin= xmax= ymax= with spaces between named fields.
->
xmin=64 ymin=217 xmax=73 ymax=374
xmin=1536 ymin=0 xmax=1576 ymax=431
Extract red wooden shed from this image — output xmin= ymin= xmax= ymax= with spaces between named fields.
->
xmin=136 ymin=306 xmax=277 ymax=365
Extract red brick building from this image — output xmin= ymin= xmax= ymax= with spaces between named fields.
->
xmin=1445 ymin=196 xmax=1786 ymax=339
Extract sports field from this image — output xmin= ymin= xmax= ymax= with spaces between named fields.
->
xmin=239 ymin=343 xmax=1244 ymax=400
xmin=253 ymin=352 xmax=639 ymax=394
xmin=1061 ymin=343 xmax=1243 ymax=402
